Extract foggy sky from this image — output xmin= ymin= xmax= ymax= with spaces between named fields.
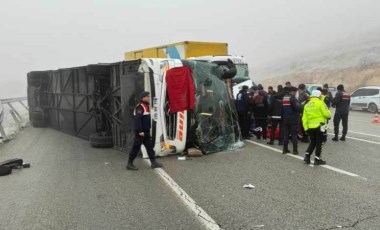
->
xmin=1 ymin=0 xmax=380 ymax=98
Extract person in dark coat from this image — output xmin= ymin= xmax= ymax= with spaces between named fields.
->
xmin=331 ymin=84 xmax=351 ymax=141
xmin=267 ymin=86 xmax=276 ymax=103
xmin=127 ymin=91 xmax=163 ymax=170
xmin=298 ymin=83 xmax=310 ymax=143
xmin=252 ymin=89 xmax=269 ymax=140
xmin=282 ymin=86 xmax=300 ymax=154
xmin=236 ymin=85 xmax=252 ymax=139
xmin=267 ymin=85 xmax=285 ymax=145
xmin=322 ymin=83 xmax=333 ymax=108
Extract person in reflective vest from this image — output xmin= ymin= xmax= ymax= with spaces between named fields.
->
xmin=127 ymin=91 xmax=162 ymax=170
xmin=302 ymin=90 xmax=331 ymax=165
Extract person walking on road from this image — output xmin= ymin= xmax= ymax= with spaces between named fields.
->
xmin=331 ymin=84 xmax=351 ymax=141
xmin=127 ymin=91 xmax=163 ymax=170
xmin=302 ymin=90 xmax=331 ymax=165
xmin=282 ymin=86 xmax=300 ymax=154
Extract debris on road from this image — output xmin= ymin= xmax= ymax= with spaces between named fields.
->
xmin=187 ymin=148 xmax=203 ymax=157
xmin=243 ymin=183 xmax=255 ymax=189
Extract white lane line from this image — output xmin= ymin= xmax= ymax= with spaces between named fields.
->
xmin=348 ymin=119 xmax=373 ymax=123
xmin=144 ymin=159 xmax=222 ymax=230
xmin=327 ymin=133 xmax=380 ymax=145
xmin=245 ymin=140 xmax=366 ymax=180
xmin=348 ymin=130 xmax=380 ymax=138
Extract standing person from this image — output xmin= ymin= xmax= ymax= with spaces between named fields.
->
xmin=127 ymin=91 xmax=163 ymax=170
xmin=331 ymin=84 xmax=351 ymax=141
xmin=267 ymin=85 xmax=285 ymax=145
xmin=302 ymin=90 xmax=331 ymax=165
xmin=236 ymin=85 xmax=252 ymax=139
xmin=282 ymin=86 xmax=300 ymax=154
xmin=298 ymin=84 xmax=310 ymax=143
xmin=322 ymin=83 xmax=333 ymax=108
xmin=252 ymin=89 xmax=269 ymax=140
xmin=267 ymin=86 xmax=276 ymax=103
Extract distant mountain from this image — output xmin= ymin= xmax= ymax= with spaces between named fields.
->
xmin=254 ymin=35 xmax=380 ymax=93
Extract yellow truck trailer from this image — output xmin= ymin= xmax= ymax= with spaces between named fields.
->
xmin=124 ymin=41 xmax=228 ymax=60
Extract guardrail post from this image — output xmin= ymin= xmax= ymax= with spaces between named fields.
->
xmin=0 ymin=97 xmax=28 ymax=142
xmin=0 ymin=123 xmax=6 ymax=140
xmin=7 ymin=103 xmax=23 ymax=122
xmin=19 ymin=101 xmax=29 ymax=110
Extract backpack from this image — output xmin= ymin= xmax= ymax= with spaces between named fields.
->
xmin=0 ymin=158 xmax=30 ymax=176
xmin=0 ymin=165 xmax=12 ymax=176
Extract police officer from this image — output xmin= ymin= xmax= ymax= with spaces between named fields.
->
xmin=302 ymin=90 xmax=331 ymax=165
xmin=236 ymin=85 xmax=252 ymax=139
xmin=282 ymin=86 xmax=300 ymax=154
xmin=331 ymin=84 xmax=351 ymax=141
xmin=127 ymin=91 xmax=162 ymax=170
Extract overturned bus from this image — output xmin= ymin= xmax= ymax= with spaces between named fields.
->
xmin=27 ymin=59 xmax=243 ymax=156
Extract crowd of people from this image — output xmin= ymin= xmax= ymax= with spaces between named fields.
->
xmin=235 ymin=82 xmax=351 ymax=165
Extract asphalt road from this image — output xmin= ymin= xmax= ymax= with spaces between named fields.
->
xmin=0 ymin=110 xmax=379 ymax=229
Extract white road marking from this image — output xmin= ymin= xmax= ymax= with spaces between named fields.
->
xmin=245 ymin=140 xmax=366 ymax=180
xmin=144 ymin=159 xmax=222 ymax=230
xmin=327 ymin=133 xmax=380 ymax=145
xmin=348 ymin=130 xmax=380 ymax=138
xmin=348 ymin=118 xmax=372 ymax=123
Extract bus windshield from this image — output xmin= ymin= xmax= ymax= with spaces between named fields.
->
xmin=234 ymin=64 xmax=249 ymax=84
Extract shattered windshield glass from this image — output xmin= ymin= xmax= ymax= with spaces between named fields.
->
xmin=184 ymin=60 xmax=244 ymax=154
xmin=235 ymin=64 xmax=249 ymax=84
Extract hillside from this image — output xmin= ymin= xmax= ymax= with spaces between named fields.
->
xmin=254 ymin=37 xmax=380 ymax=93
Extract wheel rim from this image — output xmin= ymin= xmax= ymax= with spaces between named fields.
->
xmin=369 ymin=104 xmax=377 ymax=113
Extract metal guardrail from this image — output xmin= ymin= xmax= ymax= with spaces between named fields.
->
xmin=0 ymin=97 xmax=28 ymax=141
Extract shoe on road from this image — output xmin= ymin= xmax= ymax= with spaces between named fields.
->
xmin=126 ymin=163 xmax=138 ymax=170
xmin=314 ymin=158 xmax=326 ymax=165
xmin=151 ymin=161 xmax=163 ymax=169
xmin=332 ymin=137 xmax=339 ymax=142
xmin=304 ymin=154 xmax=311 ymax=164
